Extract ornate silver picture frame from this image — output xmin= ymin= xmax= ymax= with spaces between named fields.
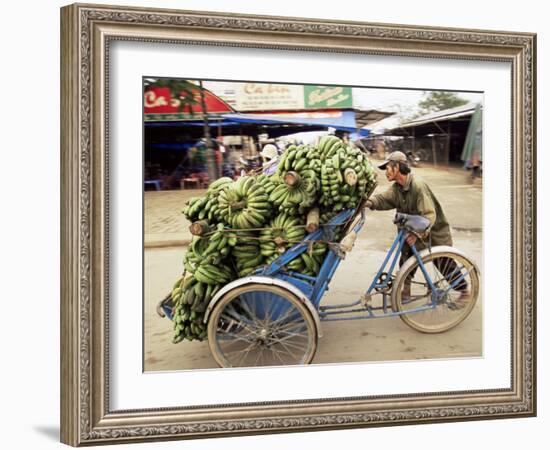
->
xmin=60 ymin=3 xmax=536 ymax=446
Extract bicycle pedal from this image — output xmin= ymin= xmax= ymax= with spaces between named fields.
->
xmin=360 ymin=293 xmax=372 ymax=307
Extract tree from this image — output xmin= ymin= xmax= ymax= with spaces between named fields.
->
xmin=389 ymin=102 xmax=420 ymax=126
xmin=143 ymin=78 xmax=199 ymax=114
xmin=417 ymin=91 xmax=469 ymax=115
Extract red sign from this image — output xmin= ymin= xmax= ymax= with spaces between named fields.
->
xmin=144 ymin=86 xmax=233 ymax=115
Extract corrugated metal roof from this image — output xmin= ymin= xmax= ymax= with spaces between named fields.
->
xmin=354 ymin=109 xmax=395 ymax=128
xmin=392 ymin=102 xmax=480 ymax=130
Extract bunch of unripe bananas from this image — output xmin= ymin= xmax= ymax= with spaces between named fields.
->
xmin=217 ymin=176 xmax=272 ymax=229
xmin=271 ymin=144 xmax=321 ymax=216
xmin=231 ymin=231 xmax=264 ymax=277
xmin=259 ymin=212 xmax=306 ymax=262
xmin=318 ymin=136 xmax=376 ymax=211
xmin=259 ymin=212 xmax=329 ymax=276
xmin=170 ymin=274 xmax=222 ymax=343
xmin=169 ymin=136 xmax=376 ymax=343
xmin=182 ymin=177 xmax=233 ymax=223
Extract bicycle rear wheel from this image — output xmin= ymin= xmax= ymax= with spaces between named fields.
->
xmin=207 ymin=284 xmax=318 ymax=368
xmin=391 ymin=249 xmax=479 ymax=333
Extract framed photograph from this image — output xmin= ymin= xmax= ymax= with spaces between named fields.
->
xmin=60 ymin=3 xmax=536 ymax=446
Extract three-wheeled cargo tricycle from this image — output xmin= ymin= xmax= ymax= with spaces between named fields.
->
xmin=158 ymin=203 xmax=479 ymax=368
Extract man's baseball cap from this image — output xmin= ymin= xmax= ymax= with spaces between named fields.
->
xmin=378 ymin=151 xmax=408 ymax=170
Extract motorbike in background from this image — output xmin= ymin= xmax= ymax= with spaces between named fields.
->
xmin=406 ymin=150 xmax=421 ymax=167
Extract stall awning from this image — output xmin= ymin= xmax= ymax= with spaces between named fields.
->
xmin=144 ymin=85 xmax=234 ymax=121
xmin=221 ymin=110 xmax=370 ymax=136
xmin=145 ymin=120 xmax=242 ymax=128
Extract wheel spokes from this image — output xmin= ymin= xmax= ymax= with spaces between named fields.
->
xmin=398 ymin=254 xmax=478 ymax=332
xmin=211 ymin=287 xmax=315 ymax=367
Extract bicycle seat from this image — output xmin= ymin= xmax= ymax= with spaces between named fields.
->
xmin=393 ymin=213 xmax=430 ymax=233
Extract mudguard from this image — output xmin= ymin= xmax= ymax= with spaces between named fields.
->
xmin=203 ymin=275 xmax=323 ymax=337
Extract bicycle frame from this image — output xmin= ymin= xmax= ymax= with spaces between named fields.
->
xmin=258 ymin=208 xmax=466 ymax=323
xmin=318 ymin=227 xmax=439 ymax=322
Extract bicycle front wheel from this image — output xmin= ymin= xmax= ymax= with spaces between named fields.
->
xmin=207 ymin=284 xmax=318 ymax=368
xmin=391 ymin=249 xmax=479 ymax=333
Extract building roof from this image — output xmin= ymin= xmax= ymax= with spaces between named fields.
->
xmin=395 ymin=102 xmax=480 ymax=130
xmin=354 ymin=109 xmax=395 ymax=128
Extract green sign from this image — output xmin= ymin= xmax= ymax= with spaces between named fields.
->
xmin=303 ymin=86 xmax=353 ymax=109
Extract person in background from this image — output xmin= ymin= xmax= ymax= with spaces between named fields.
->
xmin=260 ymin=144 xmax=280 ymax=175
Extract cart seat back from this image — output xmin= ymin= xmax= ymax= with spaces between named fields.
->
xmin=393 ymin=213 xmax=430 ymax=233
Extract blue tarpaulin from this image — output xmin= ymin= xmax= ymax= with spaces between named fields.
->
xmin=221 ymin=111 xmax=370 ymax=136
xmin=144 ymin=111 xmax=370 ymax=136
xmin=145 ymin=120 xmax=242 ymax=128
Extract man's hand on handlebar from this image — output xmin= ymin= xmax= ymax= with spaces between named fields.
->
xmin=365 ymin=200 xmax=374 ymax=209
xmin=405 ymin=232 xmax=417 ymax=247
xmin=406 ymin=230 xmax=429 ymax=246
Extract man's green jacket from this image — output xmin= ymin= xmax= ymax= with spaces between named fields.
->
xmin=369 ymin=173 xmax=453 ymax=246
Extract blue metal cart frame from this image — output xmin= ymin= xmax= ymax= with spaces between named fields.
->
xmin=249 ymin=207 xmax=473 ymax=323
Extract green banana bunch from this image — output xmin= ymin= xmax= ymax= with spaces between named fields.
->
xmin=184 ymin=236 xmax=208 ymax=273
xmin=277 ymin=144 xmax=319 ymax=173
xmin=259 ymin=212 xmax=306 ymax=261
xmin=273 ymin=144 xmax=323 ymax=215
xmin=217 ymin=176 xmax=272 ymax=229
xmin=182 ymin=196 xmax=209 ymax=222
xmin=202 ymin=177 xmax=234 ymax=223
xmin=269 ymin=172 xmax=318 ymax=215
xmin=258 ymin=213 xmax=327 ymax=276
xmin=181 ymin=177 xmax=233 ymax=223
xmin=231 ymin=231 xmax=265 ymax=277
xmin=171 ymin=274 xmax=224 ymax=343
xmin=318 ymin=138 xmax=377 ymax=210
xmin=298 ymin=242 xmax=328 ymax=276
xmin=207 ymin=176 xmax=234 ymax=193
xmin=317 ymin=135 xmax=344 ymax=161
xmin=256 ymin=173 xmax=278 ymax=196
xmin=184 ymin=244 xmax=234 ymax=284
xmin=184 ymin=225 xmax=236 ymax=282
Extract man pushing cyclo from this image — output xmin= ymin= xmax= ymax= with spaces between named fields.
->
xmin=365 ymin=151 xmax=471 ymax=309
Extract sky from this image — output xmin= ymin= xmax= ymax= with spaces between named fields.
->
xmin=351 ymin=87 xmax=483 ymax=130
xmin=352 ymin=87 xmax=482 ymax=111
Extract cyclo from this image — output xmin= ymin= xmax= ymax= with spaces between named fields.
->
xmin=159 ymin=201 xmax=479 ymax=368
